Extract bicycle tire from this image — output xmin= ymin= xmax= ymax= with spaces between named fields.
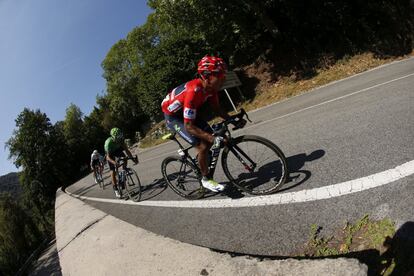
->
xmin=221 ymin=135 xmax=288 ymax=195
xmin=161 ymin=156 xmax=205 ymax=200
xmin=97 ymin=171 xmax=104 ymax=190
xmin=117 ymin=183 xmax=123 ymax=198
xmin=125 ymin=168 xmax=142 ymax=202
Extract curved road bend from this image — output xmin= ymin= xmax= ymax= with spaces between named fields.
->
xmin=66 ymin=57 xmax=414 ymax=256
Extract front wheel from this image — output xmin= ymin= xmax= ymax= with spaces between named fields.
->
xmin=125 ymin=168 xmax=142 ymax=202
xmin=96 ymin=170 xmax=104 ymax=190
xmin=221 ymin=135 xmax=288 ymax=195
xmin=161 ymin=156 xmax=205 ymax=200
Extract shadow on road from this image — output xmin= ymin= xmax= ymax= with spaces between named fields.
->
xmin=222 ymin=149 xmax=325 ymax=197
xmin=157 ymin=148 xmax=326 ymax=200
xmin=68 ymin=181 xmax=97 ymax=196
xmin=278 ymin=149 xmax=325 ymax=193
xmin=68 ymin=149 xmax=325 ymax=201
xmin=139 ymin=178 xmax=168 ymax=201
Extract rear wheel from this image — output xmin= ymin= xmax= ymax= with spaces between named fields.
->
xmin=96 ymin=170 xmax=104 ymax=190
xmin=161 ymin=156 xmax=205 ymax=200
xmin=222 ymin=135 xmax=288 ymax=195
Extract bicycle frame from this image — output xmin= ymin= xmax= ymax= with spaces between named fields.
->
xmin=115 ymin=155 xmax=139 ymax=199
xmin=168 ymin=134 xmax=199 ymax=171
xmin=167 ymin=108 xmax=256 ymax=179
xmin=116 ymin=156 xmax=137 ymax=181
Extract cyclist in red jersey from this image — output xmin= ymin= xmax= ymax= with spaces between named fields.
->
xmin=162 ymin=55 xmax=244 ymax=192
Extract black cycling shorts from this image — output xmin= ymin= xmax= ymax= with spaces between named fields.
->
xmin=164 ymin=114 xmax=212 ymax=145
xmin=107 ymin=148 xmax=125 ymax=171
xmin=92 ymin=159 xmax=100 ymax=168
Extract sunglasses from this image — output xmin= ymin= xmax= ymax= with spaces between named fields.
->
xmin=211 ymin=71 xmax=226 ymax=79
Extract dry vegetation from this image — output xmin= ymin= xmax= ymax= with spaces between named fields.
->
xmin=239 ymin=51 xmax=414 ymax=112
xmin=138 ymin=51 xmax=414 ymax=148
xmin=300 ymin=215 xmax=414 ymax=276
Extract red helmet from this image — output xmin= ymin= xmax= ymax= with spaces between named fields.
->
xmin=197 ymin=55 xmax=227 ymax=79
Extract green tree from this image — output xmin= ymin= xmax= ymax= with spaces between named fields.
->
xmin=63 ymin=103 xmax=84 ymax=148
xmin=99 ymin=0 xmax=413 ymax=137
xmin=83 ymin=106 xmax=108 ymax=154
xmin=0 ymin=193 xmax=42 ymax=276
xmin=101 ymin=39 xmax=146 ymax=137
xmin=6 ymin=108 xmax=68 ymax=230
xmin=147 ymin=0 xmax=271 ymax=64
xmin=62 ymin=104 xmax=90 ymax=177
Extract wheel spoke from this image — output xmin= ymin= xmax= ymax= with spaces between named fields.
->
xmin=223 ymin=136 xmax=287 ymax=195
xmin=162 ymin=157 xmax=204 ymax=199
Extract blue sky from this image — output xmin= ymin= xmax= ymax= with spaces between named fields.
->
xmin=0 ymin=0 xmax=152 ymax=176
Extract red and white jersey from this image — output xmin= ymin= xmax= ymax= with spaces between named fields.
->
xmin=161 ymin=79 xmax=219 ymax=123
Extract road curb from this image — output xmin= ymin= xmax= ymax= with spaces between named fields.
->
xmin=56 ymin=189 xmax=368 ymax=275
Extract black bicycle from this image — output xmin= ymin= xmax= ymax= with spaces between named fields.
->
xmin=93 ymin=164 xmax=104 ymax=190
xmin=161 ymin=108 xmax=288 ymax=199
xmin=115 ymin=155 xmax=142 ymax=201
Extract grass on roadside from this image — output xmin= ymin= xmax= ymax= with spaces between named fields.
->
xmin=303 ymin=215 xmax=395 ymax=258
xmin=239 ymin=51 xmax=413 ymax=112
xmin=137 ymin=121 xmax=169 ymax=148
xmin=138 ymin=51 xmax=413 ymax=149
xmin=300 ymin=215 xmax=414 ymax=275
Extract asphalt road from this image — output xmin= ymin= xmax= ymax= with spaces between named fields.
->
xmin=66 ymin=57 xmax=414 ymax=256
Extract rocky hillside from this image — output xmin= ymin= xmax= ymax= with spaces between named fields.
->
xmin=0 ymin=172 xmax=22 ymax=198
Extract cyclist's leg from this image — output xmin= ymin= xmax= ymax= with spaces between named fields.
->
xmin=165 ymin=115 xmax=214 ymax=174
xmin=113 ymin=150 xmax=126 ymax=186
xmin=196 ymin=120 xmax=225 ymax=191
xmin=108 ymin=159 xmax=117 ymax=187
xmin=192 ymin=118 xmax=214 ymax=176
xmin=92 ymin=160 xmax=99 ymax=183
xmin=196 ymin=140 xmax=210 ymax=176
xmin=107 ymin=155 xmax=121 ymax=198
xmin=110 ymin=170 xmax=116 ymax=184
xmin=165 ymin=115 xmax=198 ymax=145
xmin=165 ymin=116 xmax=223 ymax=192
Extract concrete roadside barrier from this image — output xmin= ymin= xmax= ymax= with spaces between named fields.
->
xmin=56 ymin=189 xmax=367 ymax=275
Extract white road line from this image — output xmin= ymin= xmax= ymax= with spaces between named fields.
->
xmin=245 ymin=57 xmax=414 ymax=115
xmin=67 ymin=160 xmax=414 ymax=208
xmin=242 ymin=72 xmax=414 ymax=132
xmin=139 ymin=72 xmax=414 ymax=163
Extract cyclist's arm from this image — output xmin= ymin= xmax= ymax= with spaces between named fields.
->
xmin=106 ymin=154 xmax=117 ymax=166
xmin=209 ymin=94 xmax=230 ymax=120
xmin=182 ymin=87 xmax=215 ymax=143
xmin=122 ymin=143 xmax=133 ymax=158
xmin=122 ymin=144 xmax=138 ymax=164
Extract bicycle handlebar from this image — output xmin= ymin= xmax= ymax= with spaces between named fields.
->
xmin=212 ymin=108 xmax=252 ymax=135
xmin=116 ymin=155 xmax=138 ymax=167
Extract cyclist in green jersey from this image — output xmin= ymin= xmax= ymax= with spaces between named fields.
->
xmin=104 ymin=127 xmax=138 ymax=198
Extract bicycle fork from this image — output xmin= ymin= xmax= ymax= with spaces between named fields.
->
xmin=229 ymin=144 xmax=257 ymax=172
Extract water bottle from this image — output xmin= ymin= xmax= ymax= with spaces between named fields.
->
xmin=211 ymin=136 xmax=222 ymax=157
